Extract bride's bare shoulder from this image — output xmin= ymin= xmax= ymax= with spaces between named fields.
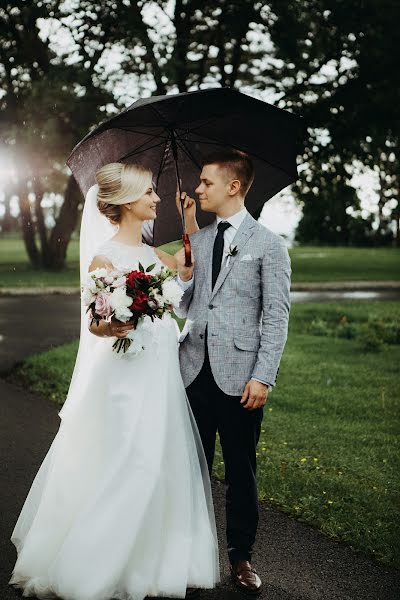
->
xmin=88 ymin=255 xmax=114 ymax=272
xmin=153 ymin=247 xmax=177 ymax=270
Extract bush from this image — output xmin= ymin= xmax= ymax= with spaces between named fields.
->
xmin=358 ymin=323 xmax=384 ymax=352
xmin=336 ymin=321 xmax=358 ymax=340
xmin=309 ymin=318 xmax=331 ymax=337
xmin=304 ymin=313 xmax=400 ymax=350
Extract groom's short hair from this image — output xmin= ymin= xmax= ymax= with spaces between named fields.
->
xmin=202 ymin=149 xmax=255 ymax=197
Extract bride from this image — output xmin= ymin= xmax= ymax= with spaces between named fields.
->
xmin=9 ymin=162 xmax=220 ymax=600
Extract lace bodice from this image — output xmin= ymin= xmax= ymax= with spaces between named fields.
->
xmin=95 ymin=240 xmax=164 ymax=274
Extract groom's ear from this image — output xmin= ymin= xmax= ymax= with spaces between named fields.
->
xmin=228 ymin=179 xmax=241 ymax=197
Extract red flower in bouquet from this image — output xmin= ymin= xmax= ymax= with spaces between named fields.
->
xmin=130 ymin=290 xmax=150 ymax=313
xmin=126 ymin=270 xmax=152 ymax=290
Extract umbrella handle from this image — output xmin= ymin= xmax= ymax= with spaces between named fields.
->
xmin=182 ymin=233 xmax=192 ymax=267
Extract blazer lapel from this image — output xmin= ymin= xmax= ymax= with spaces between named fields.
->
xmin=210 ymin=213 xmax=257 ymax=300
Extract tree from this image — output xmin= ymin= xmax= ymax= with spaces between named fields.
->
xmin=0 ymin=0 xmax=160 ymax=267
xmin=1 ymin=0 xmax=274 ymax=266
xmin=262 ymin=0 xmax=400 ymax=244
xmin=0 ymin=1 xmax=115 ymax=266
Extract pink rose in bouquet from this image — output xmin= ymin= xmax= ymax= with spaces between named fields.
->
xmin=95 ymin=291 xmax=113 ymax=318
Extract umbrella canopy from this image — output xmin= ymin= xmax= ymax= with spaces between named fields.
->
xmin=67 ymin=87 xmax=303 ymax=246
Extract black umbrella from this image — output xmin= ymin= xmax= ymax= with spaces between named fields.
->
xmin=67 ymin=87 xmax=303 ymax=263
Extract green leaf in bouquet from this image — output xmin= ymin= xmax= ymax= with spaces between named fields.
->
xmin=146 ymin=263 xmax=156 ymax=272
xmin=138 ymin=262 xmax=145 ymax=272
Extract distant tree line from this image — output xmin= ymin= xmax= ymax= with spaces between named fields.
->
xmin=0 ymin=0 xmax=398 ymax=268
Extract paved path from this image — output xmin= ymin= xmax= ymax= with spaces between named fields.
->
xmin=1 ymin=295 xmax=399 ymax=599
xmin=0 ymin=295 xmax=81 ymax=375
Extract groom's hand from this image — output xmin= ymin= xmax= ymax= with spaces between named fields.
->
xmin=175 ymin=247 xmax=195 ymax=282
xmin=176 ymin=188 xmax=197 ymax=222
xmin=240 ymin=380 xmax=268 ymax=410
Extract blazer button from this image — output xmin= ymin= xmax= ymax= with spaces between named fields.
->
xmin=208 ymin=304 xmax=214 ymax=309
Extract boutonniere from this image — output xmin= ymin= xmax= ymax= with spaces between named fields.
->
xmin=226 ymin=244 xmax=238 ymax=257
xmin=225 ymin=244 xmax=238 ymax=266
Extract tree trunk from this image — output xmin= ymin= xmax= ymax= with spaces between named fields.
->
xmin=378 ymin=165 xmax=386 ymax=235
xmin=18 ymin=183 xmax=40 ymax=266
xmin=32 ymin=178 xmax=51 ymax=265
xmin=47 ymin=175 xmax=82 ymax=270
xmin=1 ymin=193 xmax=15 ymax=232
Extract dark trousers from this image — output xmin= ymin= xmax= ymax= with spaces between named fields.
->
xmin=186 ymin=343 xmax=263 ymax=564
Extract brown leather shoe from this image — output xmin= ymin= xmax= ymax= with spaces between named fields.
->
xmin=230 ymin=560 xmax=262 ymax=595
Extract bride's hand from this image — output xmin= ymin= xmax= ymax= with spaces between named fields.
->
xmin=89 ymin=318 xmax=135 ymax=338
xmin=108 ymin=320 xmax=135 ymax=338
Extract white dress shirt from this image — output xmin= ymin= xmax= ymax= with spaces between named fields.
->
xmin=177 ymin=208 xmax=272 ymax=392
xmin=216 ymin=206 xmax=248 ymax=263
xmin=178 ymin=207 xmax=248 ymax=290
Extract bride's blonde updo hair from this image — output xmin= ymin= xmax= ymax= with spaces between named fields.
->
xmin=96 ymin=162 xmax=153 ymax=224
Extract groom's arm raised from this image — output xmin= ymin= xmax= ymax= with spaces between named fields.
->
xmin=251 ymin=235 xmax=291 ymax=386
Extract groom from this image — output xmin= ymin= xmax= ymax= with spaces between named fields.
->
xmin=175 ymin=149 xmax=291 ymax=595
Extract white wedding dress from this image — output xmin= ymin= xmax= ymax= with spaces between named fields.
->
xmin=10 ymin=241 xmax=220 ymax=600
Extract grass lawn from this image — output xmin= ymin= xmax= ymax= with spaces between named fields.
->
xmin=9 ymin=301 xmax=400 ymax=568
xmin=289 ymin=245 xmax=400 ymax=282
xmin=0 ymin=234 xmax=399 ymax=287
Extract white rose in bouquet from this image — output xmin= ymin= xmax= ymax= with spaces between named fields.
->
xmin=161 ymin=280 xmax=184 ymax=308
xmin=82 ymin=287 xmax=95 ymax=306
xmin=110 ymin=287 xmax=133 ymax=322
xmin=85 ymin=274 xmax=98 ymax=293
xmin=113 ymin=275 xmax=127 ymax=288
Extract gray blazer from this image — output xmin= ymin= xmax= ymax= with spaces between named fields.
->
xmin=175 ymin=212 xmax=291 ymax=396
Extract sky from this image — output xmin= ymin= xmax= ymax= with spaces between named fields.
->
xmin=0 ymin=0 xmax=384 ymax=240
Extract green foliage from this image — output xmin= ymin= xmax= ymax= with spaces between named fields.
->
xmin=265 ymin=0 xmax=400 ymax=245
xmin=358 ymin=324 xmax=384 ymax=353
xmin=295 ymin=303 xmax=400 ymax=352
xmin=309 ymin=318 xmax=331 ymax=337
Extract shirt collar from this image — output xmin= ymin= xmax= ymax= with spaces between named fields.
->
xmin=216 ymin=207 xmax=248 ymax=231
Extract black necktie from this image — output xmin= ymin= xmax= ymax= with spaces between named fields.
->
xmin=212 ymin=221 xmax=232 ymax=289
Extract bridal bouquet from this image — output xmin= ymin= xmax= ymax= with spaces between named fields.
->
xmin=82 ymin=262 xmax=183 ymax=354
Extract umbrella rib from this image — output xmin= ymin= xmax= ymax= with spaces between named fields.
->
xmin=118 ymin=138 xmax=168 ymax=162
xmin=148 ymin=103 xmax=170 ymax=129
xmin=145 ymin=101 xmax=221 ymax=135
xmin=112 ymin=126 xmax=170 ymax=141
xmin=174 ymin=135 xmax=203 ymax=170
xmin=174 ymin=115 xmax=221 ymax=135
xmin=154 ymin=137 xmax=171 ymax=188
xmin=182 ymin=132 xmax=295 ymax=179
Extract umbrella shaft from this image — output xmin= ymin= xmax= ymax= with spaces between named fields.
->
xmin=170 ymin=129 xmax=186 ymax=233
